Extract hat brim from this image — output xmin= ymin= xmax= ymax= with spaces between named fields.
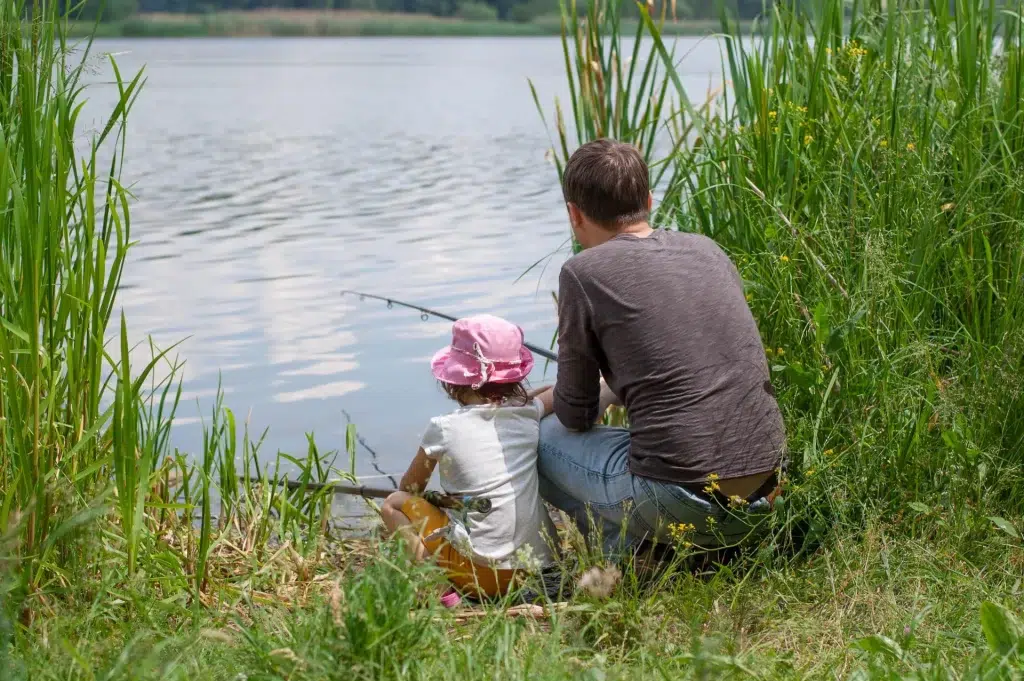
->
xmin=431 ymin=345 xmax=534 ymax=386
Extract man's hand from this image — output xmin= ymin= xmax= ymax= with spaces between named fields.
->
xmin=598 ymin=378 xmax=622 ymax=412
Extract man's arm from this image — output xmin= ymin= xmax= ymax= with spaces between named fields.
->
xmin=532 ymin=377 xmax=618 ymax=423
xmin=552 ymin=266 xmax=602 ymax=431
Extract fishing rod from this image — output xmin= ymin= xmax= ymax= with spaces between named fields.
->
xmin=246 ymin=476 xmax=493 ymax=514
xmin=341 ymin=289 xmax=558 ymax=363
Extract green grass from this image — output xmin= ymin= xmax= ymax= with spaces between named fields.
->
xmin=4 ymin=522 xmax=1023 ymax=680
xmin=4 ymin=0 xmax=1024 ymax=678
xmin=65 ymin=10 xmax=737 ymax=38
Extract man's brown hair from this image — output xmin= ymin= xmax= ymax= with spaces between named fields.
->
xmin=561 ymin=138 xmax=650 ymax=228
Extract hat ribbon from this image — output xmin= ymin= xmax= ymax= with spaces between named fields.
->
xmin=451 ymin=342 xmax=521 ymax=389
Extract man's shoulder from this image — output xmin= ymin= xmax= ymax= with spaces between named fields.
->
xmin=561 ymin=230 xmax=726 ymax=276
xmin=559 ymin=240 xmax=621 ymax=280
xmin=679 ymin=230 xmax=729 ymax=254
xmin=652 ymin=228 xmax=725 ymax=253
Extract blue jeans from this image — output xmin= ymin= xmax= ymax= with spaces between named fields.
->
xmin=536 ymin=416 xmax=776 ymax=559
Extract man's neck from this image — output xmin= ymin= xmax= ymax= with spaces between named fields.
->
xmin=618 ymin=221 xmax=653 ymax=238
xmin=581 ymin=220 xmax=654 ymax=249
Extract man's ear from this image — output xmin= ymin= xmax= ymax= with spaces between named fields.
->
xmin=646 ymin=192 xmax=653 ymax=212
xmin=567 ymin=202 xmax=583 ymax=228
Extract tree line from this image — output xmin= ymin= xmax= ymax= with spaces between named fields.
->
xmin=75 ymin=0 xmax=769 ymax=24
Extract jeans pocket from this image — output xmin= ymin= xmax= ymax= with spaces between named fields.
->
xmin=636 ymin=477 xmax=729 ymax=541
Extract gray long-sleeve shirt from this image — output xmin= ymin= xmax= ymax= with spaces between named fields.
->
xmin=553 ymin=229 xmax=786 ymax=484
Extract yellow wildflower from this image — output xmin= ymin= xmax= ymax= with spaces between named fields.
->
xmin=768 ymin=110 xmax=777 ymax=120
xmin=728 ymin=495 xmax=749 ymax=509
xmin=776 ymin=347 xmax=785 ymax=356
xmin=668 ymin=522 xmax=697 ymax=544
xmin=765 ymin=347 xmax=774 ymax=356
xmin=826 ymin=47 xmax=832 ymax=55
xmin=906 ymin=142 xmax=916 ymax=151
xmin=772 ymin=126 xmax=780 ymax=134
xmin=824 ymin=449 xmax=835 ymax=457
xmin=806 ymin=468 xmax=817 ymax=477
xmin=799 ymin=106 xmax=808 ymax=113
xmin=804 ymin=134 xmax=814 ymax=145
xmin=872 ymin=117 xmax=881 ymax=126
xmin=879 ymin=139 xmax=889 ymax=148
xmin=780 ymin=254 xmax=790 ymax=263
xmin=746 ymin=293 xmax=754 ymax=302
xmin=707 ymin=473 xmax=720 ymax=482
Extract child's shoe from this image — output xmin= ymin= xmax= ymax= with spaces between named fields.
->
xmin=440 ymin=586 xmax=461 ymax=609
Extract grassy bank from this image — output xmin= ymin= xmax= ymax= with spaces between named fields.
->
xmin=68 ymin=9 xmax=736 ymax=38
xmin=5 ymin=522 xmax=1023 ymax=679
xmin=4 ymin=0 xmax=1024 ymax=679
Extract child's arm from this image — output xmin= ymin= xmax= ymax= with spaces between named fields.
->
xmin=529 ymin=379 xmax=620 ymax=421
xmin=532 ymin=385 xmax=557 ymax=417
xmin=399 ymin=447 xmax=436 ymax=495
xmin=526 ymin=385 xmax=552 ymax=400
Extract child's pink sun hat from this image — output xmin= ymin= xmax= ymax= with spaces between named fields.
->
xmin=432 ymin=314 xmax=534 ymax=389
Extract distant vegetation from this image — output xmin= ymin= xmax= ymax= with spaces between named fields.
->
xmin=66 ymin=0 xmax=766 ymax=33
xmin=67 ymin=8 xmax=736 ymax=37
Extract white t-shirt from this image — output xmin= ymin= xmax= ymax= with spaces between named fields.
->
xmin=420 ymin=398 xmax=558 ymax=571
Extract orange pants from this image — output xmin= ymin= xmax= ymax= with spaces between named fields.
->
xmin=401 ymin=496 xmax=519 ymax=599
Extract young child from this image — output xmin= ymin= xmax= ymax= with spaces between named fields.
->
xmin=381 ymin=314 xmax=559 ymax=604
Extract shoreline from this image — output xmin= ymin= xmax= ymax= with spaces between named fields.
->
xmin=69 ymin=11 xmax=749 ymax=39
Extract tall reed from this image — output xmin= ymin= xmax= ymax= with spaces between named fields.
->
xmin=0 ymin=0 xmax=157 ymax=589
xmin=0 ymin=3 xmax=346 ymax=611
xmin=531 ymin=0 xmax=716 ymax=253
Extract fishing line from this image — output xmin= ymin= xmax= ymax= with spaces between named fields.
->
xmin=343 ymin=409 xmax=398 ymax=489
xmin=341 ymin=289 xmax=558 ymax=362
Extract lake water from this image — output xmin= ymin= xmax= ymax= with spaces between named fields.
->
xmin=80 ymin=36 xmax=725 ymax=510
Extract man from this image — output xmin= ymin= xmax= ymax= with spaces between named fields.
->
xmin=532 ymin=139 xmax=786 ymax=558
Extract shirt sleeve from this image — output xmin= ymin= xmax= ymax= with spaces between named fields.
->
xmin=553 ymin=264 xmax=602 ymax=430
xmin=419 ymin=417 xmax=447 ymax=459
xmin=530 ymin=397 xmax=545 ymax=421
